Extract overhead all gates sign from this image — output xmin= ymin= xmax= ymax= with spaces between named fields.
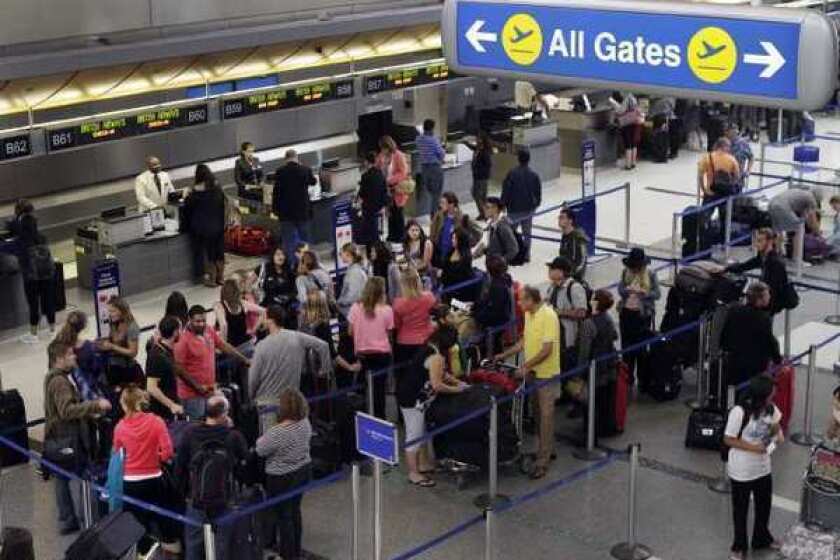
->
xmin=442 ymin=0 xmax=838 ymax=109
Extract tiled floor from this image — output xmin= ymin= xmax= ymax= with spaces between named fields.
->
xmin=8 ymin=113 xmax=840 ymax=559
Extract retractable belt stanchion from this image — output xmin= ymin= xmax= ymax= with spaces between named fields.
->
xmin=81 ymin=479 xmax=94 ymax=529
xmin=623 ymin=182 xmax=631 ymax=249
xmin=484 ymin=507 xmax=495 ymax=560
xmin=351 ymin=463 xmax=361 ymax=560
xmin=365 ymin=369 xmax=384 ymax=560
xmin=573 ymin=362 xmax=608 ymax=462
xmin=669 ymin=213 xmax=680 ymax=286
xmin=686 ymin=316 xmax=706 ymax=410
xmin=784 ymin=309 xmax=792 ymax=359
xmin=724 ymin=197 xmax=734 ymax=263
xmin=610 ymin=444 xmax=652 ymax=560
xmin=709 ymin=384 xmax=736 ymax=494
xmin=475 ymin=396 xmax=510 ymax=509
xmin=203 ymin=524 xmax=216 ymax=560
xmin=826 ymin=267 xmax=840 ymax=325
xmin=795 ymin=221 xmax=805 ymax=282
xmin=791 ymin=344 xmax=824 ymax=446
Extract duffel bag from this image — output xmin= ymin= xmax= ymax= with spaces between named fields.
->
xmin=224 ymin=225 xmax=272 ymax=256
xmin=675 ymin=261 xmax=723 ymax=297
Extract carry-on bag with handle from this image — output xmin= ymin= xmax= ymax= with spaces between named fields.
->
xmin=0 ymin=388 xmax=28 ymax=468
xmin=773 ymin=364 xmax=795 ymax=433
xmin=64 ymin=510 xmax=144 ymax=560
xmin=614 ymin=361 xmax=629 ymax=433
xmin=801 ymin=445 xmax=840 ymax=532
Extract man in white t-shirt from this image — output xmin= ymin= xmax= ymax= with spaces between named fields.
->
xmin=723 ymin=375 xmax=783 ymax=559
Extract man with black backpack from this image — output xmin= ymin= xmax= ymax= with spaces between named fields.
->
xmin=472 ymin=197 xmax=521 ymax=265
xmin=557 ymin=208 xmax=590 ymax=281
xmin=546 ymin=257 xmax=590 ymax=376
xmin=175 ymin=394 xmax=248 ymax=560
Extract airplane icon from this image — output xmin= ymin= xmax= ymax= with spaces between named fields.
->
xmin=697 ymin=41 xmax=727 ymax=59
xmin=510 ymin=26 xmax=535 ymax=43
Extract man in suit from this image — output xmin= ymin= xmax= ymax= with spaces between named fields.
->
xmin=135 ymin=155 xmax=175 ymax=212
xmin=272 ymin=149 xmax=317 ymax=258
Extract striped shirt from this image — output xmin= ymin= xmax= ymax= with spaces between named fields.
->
xmin=415 ymin=132 xmax=445 ymax=166
xmin=256 ymin=418 xmax=312 ymax=476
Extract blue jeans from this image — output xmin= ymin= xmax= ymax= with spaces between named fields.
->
xmin=421 ymin=164 xmax=444 ymax=217
xmin=184 ymin=506 xmax=232 ymax=560
xmin=508 ymin=212 xmax=533 ymax=261
xmin=55 ymin=476 xmax=79 ymax=529
xmin=183 ymin=397 xmax=207 ymax=421
xmin=279 ymin=221 xmax=309 ymax=258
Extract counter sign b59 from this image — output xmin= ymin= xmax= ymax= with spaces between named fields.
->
xmin=221 ymin=79 xmax=355 ymax=120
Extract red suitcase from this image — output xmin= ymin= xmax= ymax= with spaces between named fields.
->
xmin=772 ymin=365 xmax=794 ymax=433
xmin=224 ymin=225 xmax=272 ymax=256
xmin=468 ymin=367 xmax=518 ymax=394
xmin=615 ymin=361 xmax=630 ymax=433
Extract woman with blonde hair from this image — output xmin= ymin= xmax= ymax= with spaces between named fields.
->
xmin=113 ymin=385 xmax=181 ymax=558
xmin=392 ymin=267 xmax=437 ymax=370
xmin=617 ymin=248 xmax=660 ymax=391
xmin=299 ymin=289 xmax=336 ymax=356
xmin=348 ymin=277 xmax=394 ymax=418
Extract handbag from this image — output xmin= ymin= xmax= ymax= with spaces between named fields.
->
xmin=43 ymin=433 xmax=81 ymax=472
xmin=396 ymin=177 xmax=416 ymax=195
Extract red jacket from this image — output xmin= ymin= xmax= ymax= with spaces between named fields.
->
xmin=113 ymin=412 xmax=173 ymax=477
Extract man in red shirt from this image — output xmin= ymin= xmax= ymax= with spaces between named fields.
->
xmin=175 ymin=305 xmax=250 ymax=420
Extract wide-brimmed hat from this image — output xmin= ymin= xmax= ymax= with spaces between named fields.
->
xmin=622 ymin=248 xmax=650 ymax=268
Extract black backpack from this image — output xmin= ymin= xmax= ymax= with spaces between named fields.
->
xmin=566 ymin=280 xmax=593 ymax=314
xmin=708 ymin=155 xmax=736 ymax=197
xmin=189 ymin=439 xmax=234 ymax=511
xmin=508 ymin=228 xmax=528 ymax=266
xmin=26 ymin=244 xmax=54 ymax=281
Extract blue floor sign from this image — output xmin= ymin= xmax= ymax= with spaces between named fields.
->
xmin=355 ymin=412 xmax=400 ymax=465
xmin=443 ymin=0 xmax=837 ymax=109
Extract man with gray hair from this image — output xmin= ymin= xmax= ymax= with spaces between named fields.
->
xmin=272 ymin=148 xmax=318 ymax=257
xmin=175 ymin=393 xmax=248 ymax=560
xmin=720 ymin=280 xmax=781 ymax=401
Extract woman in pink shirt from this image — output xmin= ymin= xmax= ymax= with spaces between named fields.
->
xmin=377 ymin=135 xmax=410 ymax=243
xmin=112 ymin=385 xmax=181 ymax=558
xmin=348 ymin=277 xmax=394 ymax=419
xmin=392 ymin=268 xmax=437 ymax=372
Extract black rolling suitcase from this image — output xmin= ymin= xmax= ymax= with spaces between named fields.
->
xmin=651 ymin=128 xmax=670 ymax=163
xmin=685 ymin=408 xmax=727 ymax=449
xmin=226 ymin=486 xmax=266 ymax=560
xmin=681 ymin=207 xmax=712 ymax=258
xmin=644 ymin=342 xmax=683 ymax=401
xmin=64 ymin=510 xmax=144 ymax=560
xmin=54 ymin=261 xmax=67 ymax=312
xmin=310 ymin=418 xmax=342 ymax=479
xmin=0 ymin=388 xmax=28 ymax=468
xmin=0 ymin=527 xmax=34 ymax=560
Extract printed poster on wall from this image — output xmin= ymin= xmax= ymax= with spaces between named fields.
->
xmin=333 ymin=199 xmax=354 ymax=273
xmin=581 ymin=140 xmax=596 ymax=198
xmin=93 ymin=259 xmax=121 ymax=338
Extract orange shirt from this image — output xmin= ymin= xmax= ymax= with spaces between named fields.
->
xmin=698 ymin=151 xmax=740 ymax=192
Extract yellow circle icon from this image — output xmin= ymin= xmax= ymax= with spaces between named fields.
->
xmin=687 ymin=27 xmax=738 ymax=84
xmin=502 ymin=13 xmax=543 ymax=66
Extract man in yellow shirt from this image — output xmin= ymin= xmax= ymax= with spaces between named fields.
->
xmin=495 ymin=285 xmax=561 ymax=479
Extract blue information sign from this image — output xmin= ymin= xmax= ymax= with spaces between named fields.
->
xmin=92 ymin=259 xmax=121 ymax=338
xmin=443 ymin=0 xmax=838 ymax=109
xmin=355 ymin=412 xmax=399 ymax=465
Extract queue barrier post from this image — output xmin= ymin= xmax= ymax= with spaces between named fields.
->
xmin=474 ymin=396 xmax=510 ymax=510
xmin=791 ymin=344 xmax=824 ymax=447
xmin=572 ymin=362 xmax=608 ymax=462
xmin=484 ymin=508 xmax=495 ymax=560
xmin=784 ymin=309 xmax=792 ymax=359
xmin=724 ymin=196 xmax=734 ymax=263
xmin=824 ymin=266 xmax=840 ymax=325
xmin=686 ymin=316 xmax=706 ymax=410
xmin=203 ymin=523 xmax=216 ymax=560
xmin=374 ymin=459 xmax=383 ymax=560
xmin=709 ymin=385 xmax=736 ymax=494
xmin=623 ymin=182 xmax=631 ymax=249
xmin=351 ymin=463 xmax=360 ymax=560
xmin=795 ymin=221 xmax=805 ymax=282
xmin=81 ymin=479 xmax=94 ymax=529
xmin=610 ymin=443 xmax=652 ymax=560
xmin=669 ymin=213 xmax=680 ymax=285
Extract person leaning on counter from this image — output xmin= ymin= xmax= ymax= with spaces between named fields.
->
xmin=234 ymin=141 xmax=265 ymax=202
xmin=135 ymin=155 xmax=175 ymax=212
xmin=272 ymin=149 xmax=317 ymax=259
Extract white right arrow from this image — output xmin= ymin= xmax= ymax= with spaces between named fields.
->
xmin=743 ymin=41 xmax=786 ymax=79
xmin=466 ymin=20 xmax=497 ymax=53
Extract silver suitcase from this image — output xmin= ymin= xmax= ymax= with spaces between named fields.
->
xmin=801 ymin=447 xmax=840 ymax=531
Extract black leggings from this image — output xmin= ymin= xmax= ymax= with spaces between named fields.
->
xmin=266 ymin=465 xmax=311 ymax=560
xmin=23 ymin=278 xmax=55 ymax=327
xmin=619 ymin=308 xmax=650 ymax=386
xmin=359 ymin=353 xmax=390 ymax=420
xmin=730 ymin=474 xmax=774 ymax=553
xmin=123 ymin=476 xmax=182 ymax=548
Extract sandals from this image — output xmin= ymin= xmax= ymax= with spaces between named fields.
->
xmin=409 ymin=477 xmax=436 ymax=488
xmin=530 ymin=466 xmax=548 ymax=480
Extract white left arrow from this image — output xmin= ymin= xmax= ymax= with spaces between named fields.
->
xmin=743 ymin=41 xmax=786 ymax=79
xmin=466 ymin=20 xmax=497 ymax=53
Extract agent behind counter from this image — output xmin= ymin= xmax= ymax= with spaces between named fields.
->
xmin=135 ymin=155 xmax=176 ymax=212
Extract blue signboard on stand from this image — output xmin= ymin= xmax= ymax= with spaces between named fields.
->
xmin=442 ymin=0 xmax=838 ymax=109
xmin=569 ymin=198 xmax=597 ymax=256
xmin=92 ymin=259 xmax=121 ymax=338
xmin=332 ymin=199 xmax=354 ymax=276
xmin=355 ymin=412 xmax=399 ymax=465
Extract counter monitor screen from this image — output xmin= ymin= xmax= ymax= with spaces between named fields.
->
xmin=222 ymin=79 xmax=355 ymax=120
xmin=47 ymin=103 xmax=209 ymax=152
xmin=0 ymin=134 xmax=32 ymax=161
xmin=364 ymin=63 xmax=451 ymax=96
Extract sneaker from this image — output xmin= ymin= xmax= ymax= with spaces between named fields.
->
xmin=728 ymin=552 xmax=744 ymax=560
xmin=20 ymin=333 xmax=39 ymax=344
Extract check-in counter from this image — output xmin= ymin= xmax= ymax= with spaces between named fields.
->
xmin=406 ymin=158 xmax=472 ymax=217
xmin=549 ymin=107 xmax=618 ymax=169
xmin=491 ymin=120 xmax=563 ymax=185
xmin=0 ymin=239 xmax=31 ymax=330
xmin=75 ymin=228 xmax=194 ymax=297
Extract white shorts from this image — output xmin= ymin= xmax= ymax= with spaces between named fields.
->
xmin=400 ymin=406 xmax=427 ymax=452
